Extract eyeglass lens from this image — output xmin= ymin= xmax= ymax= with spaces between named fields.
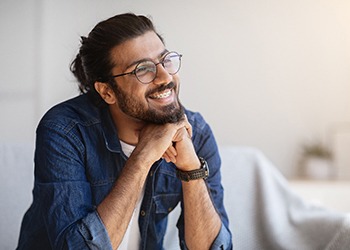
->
xmin=135 ymin=52 xmax=181 ymax=83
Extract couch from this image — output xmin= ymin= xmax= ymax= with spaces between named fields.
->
xmin=1 ymin=142 xmax=349 ymax=249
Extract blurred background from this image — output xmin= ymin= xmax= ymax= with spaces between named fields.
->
xmin=1 ymin=0 xmax=350 ymax=179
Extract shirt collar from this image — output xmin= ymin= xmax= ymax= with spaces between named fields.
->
xmin=100 ymin=106 xmax=122 ymax=153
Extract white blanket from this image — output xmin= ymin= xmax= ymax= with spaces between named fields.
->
xmin=219 ymin=146 xmax=350 ymax=250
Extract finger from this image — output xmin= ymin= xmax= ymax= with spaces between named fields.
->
xmin=166 ymin=148 xmax=177 ymax=163
xmin=185 ymin=124 xmax=192 ymax=138
xmin=183 ymin=114 xmax=192 ymax=138
xmin=162 ymin=154 xmax=171 ymax=163
xmin=162 ymin=151 xmax=172 ymax=162
xmin=163 ymin=151 xmax=176 ymax=163
xmin=167 ymin=144 xmax=177 ymax=156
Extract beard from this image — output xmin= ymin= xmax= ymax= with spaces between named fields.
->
xmin=111 ymin=81 xmax=185 ymax=124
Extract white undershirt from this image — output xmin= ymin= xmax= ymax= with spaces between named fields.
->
xmin=118 ymin=140 xmax=145 ymax=250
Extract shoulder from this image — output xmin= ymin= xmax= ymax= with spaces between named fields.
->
xmin=184 ymin=109 xmax=209 ymax=133
xmin=184 ymin=109 xmax=216 ymax=146
xmin=38 ymin=94 xmax=102 ymax=133
xmin=185 ymin=109 xmax=206 ymax=128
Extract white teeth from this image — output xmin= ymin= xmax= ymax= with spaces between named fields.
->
xmin=151 ymin=89 xmax=171 ymax=99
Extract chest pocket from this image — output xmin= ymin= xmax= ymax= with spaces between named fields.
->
xmin=153 ymin=193 xmax=181 ymax=214
xmin=151 ymin=193 xmax=182 ymax=243
xmin=152 ymin=162 xmax=182 ymax=215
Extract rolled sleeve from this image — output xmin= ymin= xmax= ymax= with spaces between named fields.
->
xmin=36 ymin=180 xmax=112 ymax=249
xmin=76 ymin=211 xmax=112 ymax=249
xmin=210 ymin=223 xmax=232 ymax=250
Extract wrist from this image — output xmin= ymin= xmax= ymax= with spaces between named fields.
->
xmin=176 ymin=157 xmax=201 ymax=171
xmin=129 ymin=149 xmax=155 ymax=170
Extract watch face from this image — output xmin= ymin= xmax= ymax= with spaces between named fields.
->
xmin=199 ymin=157 xmax=209 ymax=179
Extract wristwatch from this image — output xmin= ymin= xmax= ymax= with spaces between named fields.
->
xmin=176 ymin=157 xmax=209 ymax=182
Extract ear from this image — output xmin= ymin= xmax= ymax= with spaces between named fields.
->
xmin=94 ymin=82 xmax=116 ymax=104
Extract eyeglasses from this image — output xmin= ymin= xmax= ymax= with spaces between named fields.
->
xmin=112 ymin=51 xmax=182 ymax=84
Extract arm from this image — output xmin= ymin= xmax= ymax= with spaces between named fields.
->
xmin=182 ymin=174 xmax=222 ymax=250
xmin=167 ymin=120 xmax=228 ymax=249
xmin=95 ymin=150 xmax=151 ymax=249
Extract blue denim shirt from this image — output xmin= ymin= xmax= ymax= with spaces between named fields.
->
xmin=17 ymin=94 xmax=232 ymax=249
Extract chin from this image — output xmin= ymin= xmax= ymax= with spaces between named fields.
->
xmin=147 ymin=102 xmax=185 ymax=124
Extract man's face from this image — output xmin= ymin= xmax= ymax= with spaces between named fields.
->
xmin=109 ymin=31 xmax=184 ymax=124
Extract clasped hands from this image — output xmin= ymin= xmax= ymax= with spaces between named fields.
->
xmin=137 ymin=115 xmax=201 ymax=171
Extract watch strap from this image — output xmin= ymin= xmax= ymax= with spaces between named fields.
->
xmin=176 ymin=157 xmax=209 ymax=182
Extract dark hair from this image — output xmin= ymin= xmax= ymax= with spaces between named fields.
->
xmin=70 ymin=13 xmax=163 ymax=104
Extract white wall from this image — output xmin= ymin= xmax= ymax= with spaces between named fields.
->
xmin=1 ymin=0 xmax=350 ymax=178
xmin=0 ymin=0 xmax=41 ymax=143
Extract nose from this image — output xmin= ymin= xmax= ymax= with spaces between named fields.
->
xmin=152 ymin=63 xmax=172 ymax=85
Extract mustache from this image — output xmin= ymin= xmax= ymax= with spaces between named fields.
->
xmin=146 ymin=82 xmax=176 ymax=96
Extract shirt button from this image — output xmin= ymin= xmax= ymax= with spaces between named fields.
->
xmin=140 ymin=210 xmax=146 ymax=216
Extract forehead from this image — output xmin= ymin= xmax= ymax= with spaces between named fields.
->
xmin=110 ymin=31 xmax=165 ymax=69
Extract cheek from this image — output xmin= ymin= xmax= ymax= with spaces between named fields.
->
xmin=128 ymin=85 xmax=150 ymax=104
xmin=119 ymin=81 xmax=147 ymax=97
xmin=135 ymin=86 xmax=149 ymax=98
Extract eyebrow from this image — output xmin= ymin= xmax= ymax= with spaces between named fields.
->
xmin=124 ymin=49 xmax=169 ymax=71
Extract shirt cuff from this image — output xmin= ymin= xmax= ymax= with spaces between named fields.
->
xmin=210 ymin=223 xmax=232 ymax=250
xmin=78 ymin=211 xmax=113 ymax=250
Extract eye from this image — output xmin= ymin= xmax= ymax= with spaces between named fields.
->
xmin=162 ymin=57 xmax=174 ymax=67
xmin=135 ymin=62 xmax=155 ymax=77
xmin=163 ymin=57 xmax=172 ymax=63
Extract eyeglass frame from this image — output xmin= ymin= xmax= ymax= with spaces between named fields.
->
xmin=111 ymin=51 xmax=182 ymax=84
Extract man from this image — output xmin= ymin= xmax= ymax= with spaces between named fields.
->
xmin=17 ymin=13 xmax=231 ymax=249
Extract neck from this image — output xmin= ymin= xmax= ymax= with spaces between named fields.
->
xmin=109 ymin=105 xmax=145 ymax=146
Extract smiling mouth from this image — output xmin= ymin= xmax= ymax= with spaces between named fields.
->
xmin=149 ymin=89 xmax=172 ymax=99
